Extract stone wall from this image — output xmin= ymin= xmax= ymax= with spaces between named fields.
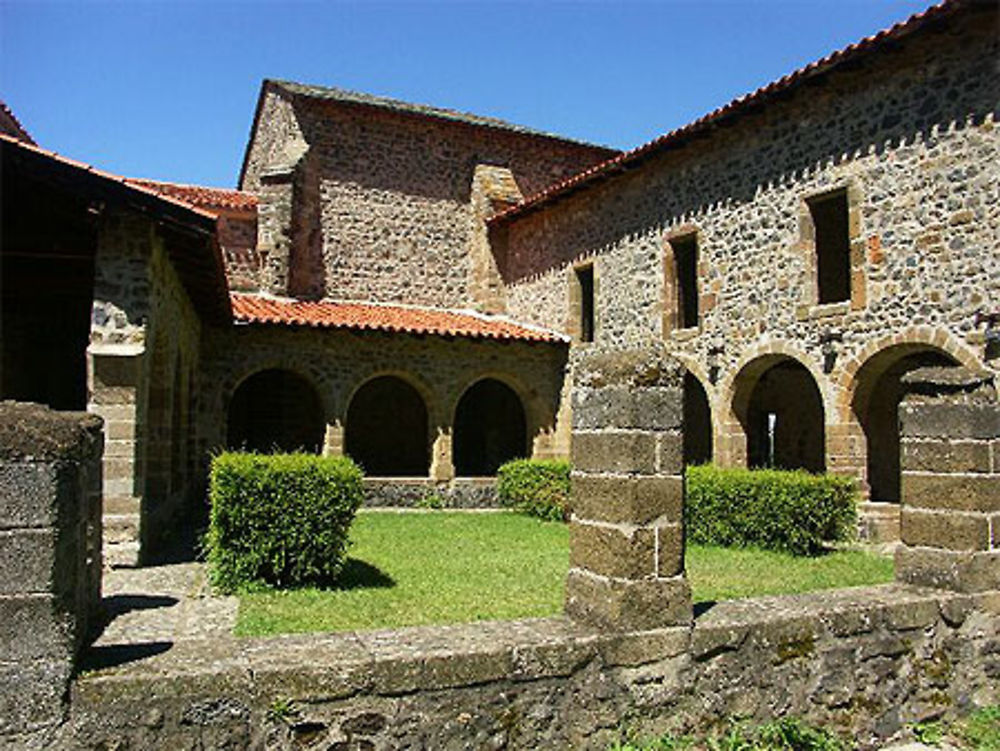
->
xmin=217 ymin=210 xmax=261 ymax=292
xmin=240 ymin=84 xmax=616 ymax=308
xmin=896 ymin=366 xmax=1000 ymax=592
xmin=0 ymin=403 xmax=102 ymax=748
xmin=496 ymin=4 xmax=999 ymax=503
xmin=199 ymin=323 xmax=570 ymax=482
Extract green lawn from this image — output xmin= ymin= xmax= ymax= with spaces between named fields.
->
xmin=235 ymin=511 xmax=893 ymax=637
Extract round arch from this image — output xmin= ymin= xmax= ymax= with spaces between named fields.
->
xmin=345 ymin=374 xmax=430 ymax=476
xmin=227 ymin=368 xmax=325 ymax=453
xmin=453 ymin=377 xmax=528 ymax=476
xmin=726 ymin=350 xmax=826 ymax=473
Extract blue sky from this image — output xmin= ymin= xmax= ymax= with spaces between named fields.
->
xmin=1 ymin=0 xmax=933 ymax=188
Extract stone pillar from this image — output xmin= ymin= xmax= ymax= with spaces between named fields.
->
xmin=565 ymin=347 xmax=692 ymax=631
xmin=0 ymin=402 xmax=103 ymax=745
xmin=895 ymin=367 xmax=1000 ymax=593
xmin=430 ymin=429 xmax=455 ymax=483
xmin=323 ymin=421 xmax=344 ymax=457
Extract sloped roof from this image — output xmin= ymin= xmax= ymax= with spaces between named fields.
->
xmin=124 ymin=178 xmax=257 ymax=213
xmin=231 ymin=293 xmax=567 ymax=344
xmin=490 ymin=0 xmax=982 ymax=225
xmin=0 ymin=133 xmax=232 ymax=324
xmin=0 ymin=101 xmax=34 ymax=145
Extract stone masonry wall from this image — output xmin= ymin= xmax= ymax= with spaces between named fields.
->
xmin=0 ymin=403 xmax=102 ymax=749
xmin=217 ymin=210 xmax=261 ymax=292
xmin=498 ymin=5 xmax=999 ymax=484
xmin=241 ymin=85 xmax=616 ymax=307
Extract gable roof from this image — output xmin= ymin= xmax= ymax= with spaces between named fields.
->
xmin=0 ymin=133 xmax=232 ymax=324
xmin=0 ymin=101 xmax=34 ymax=145
xmin=231 ymin=293 xmax=567 ymax=344
xmin=489 ymin=0 xmax=984 ymax=225
xmin=124 ymin=178 xmax=257 ymax=214
xmin=238 ymin=79 xmax=619 ymax=188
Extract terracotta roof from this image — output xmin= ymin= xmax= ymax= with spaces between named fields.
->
xmin=231 ymin=293 xmax=567 ymax=344
xmin=0 ymin=101 xmax=34 ymax=145
xmin=124 ymin=178 xmax=257 ymax=213
xmin=1 ymin=132 xmax=232 ymax=324
xmin=490 ymin=0 xmax=980 ymax=225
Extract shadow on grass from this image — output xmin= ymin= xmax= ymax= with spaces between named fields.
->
xmin=333 ymin=558 xmax=395 ymax=591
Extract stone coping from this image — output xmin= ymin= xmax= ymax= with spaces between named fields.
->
xmin=75 ymin=583 xmax=998 ymax=707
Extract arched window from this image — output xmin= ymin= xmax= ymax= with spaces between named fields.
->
xmin=227 ymin=369 xmax=324 ymax=453
xmin=454 ymin=378 xmax=527 ymax=476
xmin=345 ymin=376 xmax=428 ymax=476
xmin=683 ymin=371 xmax=712 ymax=465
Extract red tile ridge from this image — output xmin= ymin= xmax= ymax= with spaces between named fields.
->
xmin=230 ymin=292 xmax=569 ymax=344
xmin=489 ymin=0 xmax=971 ymax=225
xmin=0 ymin=132 xmax=219 ymax=222
xmin=124 ymin=178 xmax=258 ymax=213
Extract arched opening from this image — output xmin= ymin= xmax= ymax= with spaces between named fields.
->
xmin=454 ymin=378 xmax=527 ymax=476
xmin=227 ymin=369 xmax=324 ymax=453
xmin=851 ymin=345 xmax=956 ymax=502
xmin=345 ymin=376 xmax=429 ymax=476
xmin=683 ymin=371 xmax=712 ymax=465
xmin=733 ymin=357 xmax=825 ymax=473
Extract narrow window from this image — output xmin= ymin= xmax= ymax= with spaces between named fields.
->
xmin=672 ymin=235 xmax=699 ymax=329
xmin=809 ymin=191 xmax=850 ymax=304
xmin=576 ymin=264 xmax=595 ymax=343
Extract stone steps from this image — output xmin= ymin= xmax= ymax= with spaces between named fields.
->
xmin=103 ymin=510 xmax=140 ymax=568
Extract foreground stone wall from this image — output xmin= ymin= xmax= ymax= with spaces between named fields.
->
xmin=0 ymin=403 xmax=102 ymax=748
xmin=65 ymin=587 xmax=999 ymax=750
xmin=496 ymin=4 xmax=999 ymax=494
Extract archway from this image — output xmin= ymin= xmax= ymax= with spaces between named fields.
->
xmin=851 ymin=345 xmax=956 ymax=502
xmin=345 ymin=375 xmax=429 ymax=476
xmin=683 ymin=371 xmax=712 ymax=465
xmin=227 ymin=369 xmax=325 ymax=453
xmin=453 ymin=378 xmax=527 ymax=476
xmin=733 ymin=356 xmax=825 ymax=472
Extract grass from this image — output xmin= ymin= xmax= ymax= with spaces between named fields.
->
xmin=235 ymin=511 xmax=893 ymax=637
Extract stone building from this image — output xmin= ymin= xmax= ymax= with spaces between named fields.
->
xmin=2 ymin=0 xmax=997 ymax=564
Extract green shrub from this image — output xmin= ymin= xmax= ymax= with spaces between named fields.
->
xmin=685 ymin=464 xmax=858 ymax=556
xmin=206 ymin=452 xmax=364 ymax=592
xmin=496 ymin=459 xmax=571 ymax=521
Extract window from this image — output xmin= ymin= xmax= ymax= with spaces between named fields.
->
xmin=671 ymin=234 xmax=699 ymax=329
xmin=809 ymin=190 xmax=850 ymax=304
xmin=575 ymin=264 xmax=595 ymax=343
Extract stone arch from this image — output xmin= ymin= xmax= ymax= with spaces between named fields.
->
xmin=344 ymin=373 xmax=431 ymax=477
xmin=227 ymin=368 xmax=325 ymax=453
xmin=453 ymin=377 xmax=529 ymax=477
xmin=223 ymin=359 xmax=335 ymax=422
xmin=669 ymin=353 xmax=717 ymax=465
xmin=722 ymin=344 xmax=827 ymax=472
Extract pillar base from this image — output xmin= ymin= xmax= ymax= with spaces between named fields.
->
xmin=565 ymin=568 xmax=692 ymax=631
xmin=895 ymin=545 xmax=1000 ymax=593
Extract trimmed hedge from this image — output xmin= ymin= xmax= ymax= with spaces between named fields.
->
xmin=206 ymin=452 xmax=364 ymax=592
xmin=685 ymin=464 xmax=858 ymax=555
xmin=496 ymin=459 xmax=571 ymax=522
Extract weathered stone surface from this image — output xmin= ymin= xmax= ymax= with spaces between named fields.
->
xmin=0 ymin=595 xmax=73 ymax=663
xmin=0 ymin=403 xmax=102 ymax=463
xmin=571 ymin=431 xmax=657 ymax=475
xmin=901 ymin=439 xmax=993 ymax=473
xmin=899 ymin=403 xmax=1000 ymax=440
xmin=565 ymin=569 xmax=692 ymax=631
xmin=895 ymin=546 xmax=1000 ymax=594
xmin=901 ymin=473 xmax=1000 ymax=513
xmin=571 ymin=474 xmax=682 ymax=526
xmin=901 ymin=508 xmax=991 ymax=551
xmin=570 ymin=522 xmax=655 ymax=579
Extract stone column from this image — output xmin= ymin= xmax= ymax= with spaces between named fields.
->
xmin=895 ymin=366 xmax=1000 ymax=593
xmin=565 ymin=347 xmax=692 ymax=631
xmin=430 ymin=429 xmax=455 ymax=483
xmin=0 ymin=402 xmax=103 ymax=746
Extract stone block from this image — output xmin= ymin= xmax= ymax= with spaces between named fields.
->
xmin=900 ymin=402 xmax=1000 ymax=440
xmin=0 ymin=595 xmax=73 ymax=663
xmin=0 ymin=659 xmax=71 ymax=735
xmin=597 ymin=627 xmax=689 ymax=667
xmin=895 ymin=545 xmax=1000 ymax=593
xmin=0 ymin=462 xmax=77 ymax=530
xmin=657 ymin=432 xmax=684 ymax=475
xmin=572 ymin=387 xmax=634 ymax=430
xmin=571 ymin=474 xmax=682 ymax=525
xmin=569 ymin=522 xmax=655 ymax=579
xmin=901 ymin=439 xmax=992 ymax=473
xmin=656 ymin=523 xmax=684 ymax=577
xmin=571 ymin=431 xmax=657 ymax=474
xmin=901 ymin=473 xmax=1000 ymax=513
xmin=0 ymin=528 xmax=76 ymax=596
xmin=901 ymin=508 xmax=990 ymax=551
xmin=634 ymin=387 xmax=683 ymax=431
xmin=565 ymin=568 xmax=692 ymax=631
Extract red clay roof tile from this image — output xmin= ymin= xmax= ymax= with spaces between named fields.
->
xmin=231 ymin=293 xmax=567 ymax=344
xmin=124 ymin=178 xmax=257 ymax=213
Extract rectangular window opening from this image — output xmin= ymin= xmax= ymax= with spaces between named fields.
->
xmin=575 ymin=264 xmax=594 ymax=343
xmin=673 ymin=235 xmax=699 ymax=329
xmin=809 ymin=190 xmax=851 ymax=304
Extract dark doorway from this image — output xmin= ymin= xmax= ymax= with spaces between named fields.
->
xmin=743 ymin=359 xmax=825 ymax=473
xmin=683 ymin=371 xmax=712 ymax=465
xmin=853 ymin=348 xmax=954 ymax=502
xmin=454 ymin=378 xmax=527 ymax=476
xmin=227 ymin=369 xmax=324 ymax=453
xmin=345 ymin=376 xmax=429 ymax=476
